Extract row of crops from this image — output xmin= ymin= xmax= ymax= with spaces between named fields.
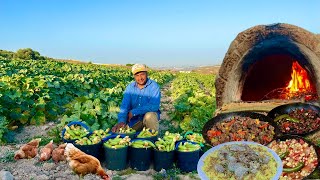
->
xmin=0 ymin=60 xmax=174 ymax=143
xmin=169 ymin=73 xmax=216 ymax=133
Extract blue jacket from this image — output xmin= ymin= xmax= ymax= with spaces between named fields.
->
xmin=117 ymin=78 xmax=161 ymax=126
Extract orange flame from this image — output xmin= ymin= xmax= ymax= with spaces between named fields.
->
xmin=286 ymin=61 xmax=311 ymax=93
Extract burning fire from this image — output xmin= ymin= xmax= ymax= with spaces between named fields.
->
xmin=262 ymin=60 xmax=317 ymax=101
xmin=286 ymin=61 xmax=311 ymax=93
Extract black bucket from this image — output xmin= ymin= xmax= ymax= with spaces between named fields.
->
xmin=102 ymin=134 xmax=129 ymax=170
xmin=104 ymin=145 xmax=128 ymax=170
xmin=153 ymin=149 xmax=175 ymax=171
xmin=129 ymin=140 xmax=153 ymax=171
xmin=74 ymin=141 xmax=103 ymax=161
xmin=175 ymin=141 xmax=200 ymax=172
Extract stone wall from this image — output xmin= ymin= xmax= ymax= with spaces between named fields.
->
xmin=215 ymin=23 xmax=320 ymax=108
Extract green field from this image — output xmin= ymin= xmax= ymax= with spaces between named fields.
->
xmin=0 ymin=59 xmax=216 ymax=143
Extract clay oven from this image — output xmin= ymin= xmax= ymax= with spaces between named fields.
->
xmin=215 ymin=23 xmax=320 ymax=109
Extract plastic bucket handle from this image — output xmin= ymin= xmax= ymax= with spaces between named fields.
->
xmin=183 ymin=130 xmax=194 ymax=138
xmin=183 ymin=131 xmax=205 ymax=147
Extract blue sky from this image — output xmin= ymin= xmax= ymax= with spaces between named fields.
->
xmin=1 ymin=1 xmax=319 ymax=67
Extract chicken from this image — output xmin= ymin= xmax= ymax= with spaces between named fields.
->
xmin=14 ymin=138 xmax=41 ymax=160
xmin=39 ymin=140 xmax=54 ymax=161
xmin=52 ymin=143 xmax=67 ymax=163
xmin=64 ymin=143 xmax=110 ymax=180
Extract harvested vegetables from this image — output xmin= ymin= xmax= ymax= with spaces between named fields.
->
xmin=154 ymin=137 xmax=176 ymax=152
xmin=206 ymin=116 xmax=275 ymax=146
xmin=103 ymin=135 xmax=131 ymax=149
xmin=177 ymin=142 xmax=201 ymax=152
xmin=114 ymin=125 xmax=136 ymax=134
xmin=63 ymin=125 xmax=89 ymax=140
xmin=185 ymin=133 xmax=205 ymax=144
xmin=136 ymin=127 xmax=158 ymax=138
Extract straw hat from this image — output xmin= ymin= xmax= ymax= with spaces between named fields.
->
xmin=131 ymin=64 xmax=148 ymax=75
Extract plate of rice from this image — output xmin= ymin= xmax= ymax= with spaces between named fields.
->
xmin=197 ymin=141 xmax=282 ymax=180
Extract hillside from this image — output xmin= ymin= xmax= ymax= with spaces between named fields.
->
xmin=192 ymin=65 xmax=220 ymax=75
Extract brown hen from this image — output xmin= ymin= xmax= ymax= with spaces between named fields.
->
xmin=52 ymin=143 xmax=67 ymax=163
xmin=64 ymin=143 xmax=110 ymax=180
xmin=39 ymin=140 xmax=54 ymax=161
xmin=14 ymin=138 xmax=41 ymax=160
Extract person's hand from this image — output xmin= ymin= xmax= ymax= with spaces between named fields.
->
xmin=111 ymin=122 xmax=126 ymax=133
xmin=127 ymin=111 xmax=133 ymax=122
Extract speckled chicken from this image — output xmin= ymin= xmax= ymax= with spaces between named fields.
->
xmin=14 ymin=138 xmax=41 ymax=160
xmin=64 ymin=143 xmax=110 ymax=180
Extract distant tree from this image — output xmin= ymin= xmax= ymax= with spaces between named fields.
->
xmin=42 ymin=56 xmax=55 ymax=61
xmin=126 ymin=63 xmax=134 ymax=66
xmin=0 ymin=50 xmax=15 ymax=60
xmin=14 ymin=48 xmax=44 ymax=60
